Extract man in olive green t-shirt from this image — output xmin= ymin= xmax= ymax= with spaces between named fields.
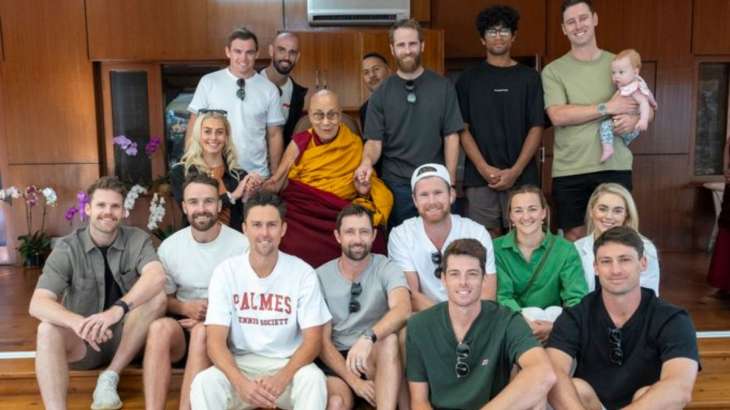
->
xmin=406 ymin=238 xmax=555 ymax=409
xmin=542 ymin=0 xmax=653 ymax=241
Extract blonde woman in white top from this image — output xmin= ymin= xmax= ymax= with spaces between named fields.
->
xmin=574 ymin=183 xmax=660 ymax=294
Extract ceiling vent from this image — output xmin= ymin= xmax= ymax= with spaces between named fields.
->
xmin=307 ymin=0 xmax=410 ymax=26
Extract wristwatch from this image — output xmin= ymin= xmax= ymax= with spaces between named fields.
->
xmin=113 ymin=299 xmax=130 ymax=317
xmin=597 ymin=103 xmax=609 ymax=116
xmin=363 ymin=328 xmax=378 ymax=343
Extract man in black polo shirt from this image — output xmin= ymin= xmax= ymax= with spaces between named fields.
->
xmin=406 ymin=238 xmax=555 ymax=409
xmin=547 ymin=226 xmax=700 ymax=410
xmin=456 ymin=4 xmax=544 ymax=237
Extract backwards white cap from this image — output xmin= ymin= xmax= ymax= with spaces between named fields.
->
xmin=410 ymin=163 xmax=452 ymax=191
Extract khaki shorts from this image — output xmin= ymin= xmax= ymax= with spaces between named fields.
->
xmin=465 ymin=186 xmax=510 ymax=229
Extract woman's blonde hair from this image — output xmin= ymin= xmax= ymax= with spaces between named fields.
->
xmin=585 ymin=183 xmax=639 ymax=234
xmin=180 ymin=111 xmax=240 ymax=179
xmin=507 ymin=184 xmax=550 ymax=231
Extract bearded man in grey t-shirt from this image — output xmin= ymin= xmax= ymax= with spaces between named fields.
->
xmin=316 ymin=204 xmax=411 ymax=409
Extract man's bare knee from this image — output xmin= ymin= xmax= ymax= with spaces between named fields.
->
xmin=572 ymin=378 xmax=602 ymax=410
xmin=327 ymin=394 xmax=350 ymax=410
xmin=146 ymin=318 xmax=178 ymax=347
xmin=37 ymin=321 xmax=85 ymax=361
xmin=378 ymin=333 xmax=400 ymax=362
xmin=188 ymin=323 xmax=207 ymax=355
xmin=633 ymin=385 xmax=651 ymax=401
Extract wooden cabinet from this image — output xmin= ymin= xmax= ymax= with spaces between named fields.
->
xmin=86 ymin=0 xmax=283 ymax=60
xmin=692 ymin=0 xmax=730 ymax=55
xmin=431 ymin=0 xmax=546 ymax=58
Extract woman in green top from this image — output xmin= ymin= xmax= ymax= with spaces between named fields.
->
xmin=494 ymin=185 xmax=588 ymax=342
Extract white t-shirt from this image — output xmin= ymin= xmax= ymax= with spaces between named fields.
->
xmin=261 ymin=69 xmax=294 ymax=122
xmin=159 ymin=225 xmax=249 ymax=302
xmin=388 ymin=214 xmax=496 ymax=302
xmin=574 ymin=234 xmax=660 ymax=295
xmin=188 ymin=68 xmax=285 ymax=177
xmin=205 ymin=251 xmax=332 ymax=358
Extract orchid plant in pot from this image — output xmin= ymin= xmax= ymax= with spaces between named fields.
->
xmin=1 ymin=185 xmax=58 ymax=267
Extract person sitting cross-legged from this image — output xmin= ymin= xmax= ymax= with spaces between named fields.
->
xmin=316 ymin=204 xmax=411 ymax=409
xmin=143 ymin=174 xmax=249 ymax=410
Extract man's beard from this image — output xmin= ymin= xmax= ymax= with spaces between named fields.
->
xmin=189 ymin=212 xmax=217 ymax=232
xmin=274 ymin=59 xmax=294 ymax=75
xmin=396 ymin=52 xmax=421 ymax=73
xmin=343 ymin=243 xmax=371 ymax=261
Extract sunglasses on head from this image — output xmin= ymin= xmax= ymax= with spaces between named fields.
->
xmin=608 ymin=327 xmax=623 ymax=366
xmin=455 ymin=342 xmax=471 ymax=379
xmin=198 ymin=109 xmax=228 ymax=116
xmin=236 ymin=78 xmax=246 ymax=101
xmin=349 ymin=282 xmax=362 ymax=313
xmin=405 ymin=80 xmax=416 ymax=104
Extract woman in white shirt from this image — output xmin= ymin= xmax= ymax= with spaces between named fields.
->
xmin=574 ymin=182 xmax=660 ymax=294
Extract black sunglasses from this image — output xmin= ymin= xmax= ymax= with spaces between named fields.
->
xmin=236 ymin=78 xmax=246 ymax=101
xmin=608 ymin=327 xmax=623 ymax=366
xmin=455 ymin=342 xmax=471 ymax=378
xmin=198 ymin=109 xmax=228 ymax=116
xmin=349 ymin=282 xmax=363 ymax=313
xmin=431 ymin=251 xmax=442 ymax=278
xmin=405 ymin=80 xmax=416 ymax=104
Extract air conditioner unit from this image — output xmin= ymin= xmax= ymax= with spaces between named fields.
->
xmin=308 ymin=0 xmax=410 ymax=26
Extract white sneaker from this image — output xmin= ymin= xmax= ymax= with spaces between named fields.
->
xmin=90 ymin=370 xmax=123 ymax=410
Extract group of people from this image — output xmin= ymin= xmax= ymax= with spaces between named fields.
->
xmin=29 ymin=0 xmax=703 ymax=409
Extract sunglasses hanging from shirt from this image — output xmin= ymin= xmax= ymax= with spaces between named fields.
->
xmin=237 ymin=78 xmax=246 ymax=101
xmin=405 ymin=80 xmax=416 ymax=104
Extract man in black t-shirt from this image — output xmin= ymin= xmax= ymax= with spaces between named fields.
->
xmin=547 ymin=227 xmax=699 ymax=410
xmin=456 ymin=5 xmax=544 ymax=237
xmin=356 ymin=19 xmax=464 ymax=229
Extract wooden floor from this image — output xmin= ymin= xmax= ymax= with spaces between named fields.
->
xmin=0 ymin=251 xmax=729 ymax=409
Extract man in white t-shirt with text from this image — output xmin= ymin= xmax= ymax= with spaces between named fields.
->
xmin=389 ymin=163 xmax=497 ymax=312
xmin=191 ymin=191 xmax=331 ymax=410
xmin=188 ymin=27 xmax=285 ymax=180
xmin=143 ymin=174 xmax=249 ymax=410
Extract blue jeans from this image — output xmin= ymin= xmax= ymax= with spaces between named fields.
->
xmin=383 ymin=178 xmax=418 ymax=229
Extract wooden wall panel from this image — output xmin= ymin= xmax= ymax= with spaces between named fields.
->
xmin=0 ymin=0 xmax=98 ymax=164
xmin=86 ymin=0 xmax=209 ymax=60
xmin=692 ymin=0 xmax=730 ymax=55
xmin=632 ymin=155 xmax=695 ymax=251
xmin=205 ymin=0 xmax=283 ymax=56
xmin=431 ymin=0 xmax=546 ymax=58
xmin=291 ymin=32 xmax=362 ymax=109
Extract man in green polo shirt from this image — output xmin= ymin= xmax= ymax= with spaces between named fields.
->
xmin=542 ymin=0 xmax=653 ymax=241
xmin=29 ymin=176 xmax=166 ymax=410
xmin=406 ymin=238 xmax=555 ymax=409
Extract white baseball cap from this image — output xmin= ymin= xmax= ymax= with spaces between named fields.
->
xmin=410 ymin=163 xmax=452 ymax=191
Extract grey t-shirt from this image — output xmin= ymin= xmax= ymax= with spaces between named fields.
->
xmin=317 ymin=254 xmax=409 ymax=350
xmin=364 ymin=69 xmax=464 ymax=183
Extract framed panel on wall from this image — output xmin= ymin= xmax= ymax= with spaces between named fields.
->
xmin=691 ymin=59 xmax=730 ymax=182
xmin=100 ymin=63 xmax=167 ymax=186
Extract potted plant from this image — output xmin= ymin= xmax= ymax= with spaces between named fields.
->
xmin=1 ymin=185 xmax=57 ymax=267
